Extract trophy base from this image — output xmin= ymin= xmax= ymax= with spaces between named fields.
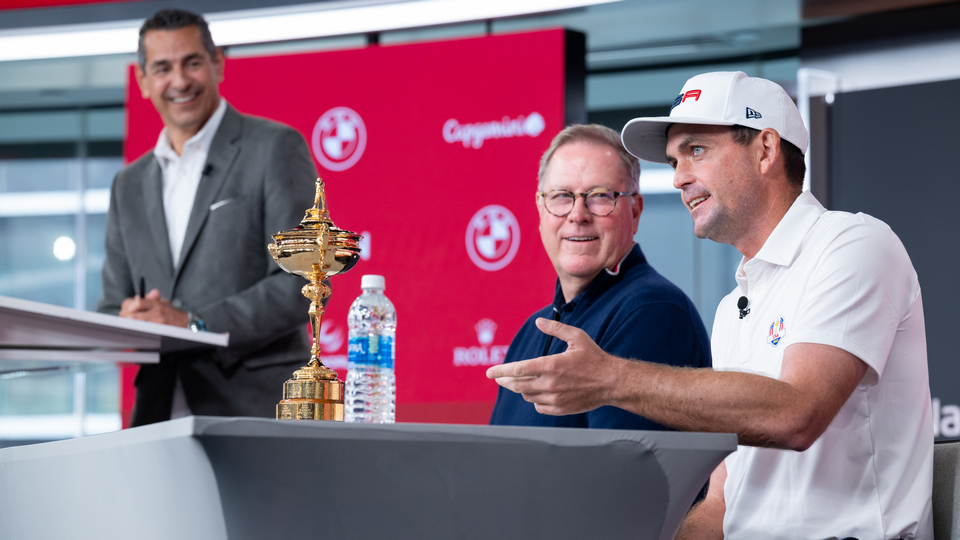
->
xmin=276 ymin=358 xmax=345 ymax=421
xmin=277 ymin=400 xmax=345 ymax=421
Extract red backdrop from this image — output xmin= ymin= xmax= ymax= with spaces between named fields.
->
xmin=123 ymin=29 xmax=573 ymax=424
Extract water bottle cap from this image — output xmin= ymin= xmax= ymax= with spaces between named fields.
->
xmin=361 ymin=274 xmax=385 ymax=290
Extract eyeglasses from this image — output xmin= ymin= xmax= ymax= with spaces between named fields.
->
xmin=538 ymin=188 xmax=637 ymax=217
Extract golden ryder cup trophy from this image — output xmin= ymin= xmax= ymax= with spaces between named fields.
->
xmin=268 ymin=178 xmax=362 ymax=421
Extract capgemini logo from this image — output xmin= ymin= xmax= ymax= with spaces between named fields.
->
xmin=443 ymin=112 xmax=545 ymax=149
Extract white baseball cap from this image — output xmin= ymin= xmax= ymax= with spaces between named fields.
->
xmin=621 ymin=71 xmax=809 ymax=163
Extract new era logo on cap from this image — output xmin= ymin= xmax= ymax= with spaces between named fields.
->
xmin=620 ymin=71 xmax=809 ymax=164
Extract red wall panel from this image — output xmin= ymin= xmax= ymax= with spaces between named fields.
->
xmin=124 ymin=29 xmax=571 ymax=424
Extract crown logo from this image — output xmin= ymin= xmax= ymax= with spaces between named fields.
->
xmin=475 ymin=318 xmax=498 ymax=346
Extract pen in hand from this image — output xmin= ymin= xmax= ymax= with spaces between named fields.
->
xmin=138 ymin=277 xmax=145 ymax=298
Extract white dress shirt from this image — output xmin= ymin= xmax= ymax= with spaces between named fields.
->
xmin=151 ymin=98 xmax=228 ymax=419
xmin=153 ymin=98 xmax=228 ymax=268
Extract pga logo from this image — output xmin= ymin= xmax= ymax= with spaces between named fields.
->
xmin=465 ymin=205 xmax=520 ymax=271
xmin=312 ymin=107 xmax=367 ymax=172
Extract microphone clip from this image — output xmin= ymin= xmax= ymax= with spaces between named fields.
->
xmin=737 ymin=296 xmax=750 ymax=320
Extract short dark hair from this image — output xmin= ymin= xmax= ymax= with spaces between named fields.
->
xmin=729 ymin=125 xmax=805 ymax=190
xmin=138 ymin=9 xmax=217 ymax=71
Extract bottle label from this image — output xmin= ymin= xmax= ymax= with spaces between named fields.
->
xmin=348 ymin=335 xmax=395 ymax=369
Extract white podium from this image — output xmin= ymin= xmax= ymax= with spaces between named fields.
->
xmin=0 ymin=295 xmax=228 ymax=365
xmin=0 ymin=416 xmax=737 ymax=540
xmin=0 ymin=295 xmax=229 ymax=439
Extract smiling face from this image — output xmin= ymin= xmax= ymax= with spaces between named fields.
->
xmin=135 ymin=26 xmax=223 ymax=152
xmin=666 ymin=123 xmax=767 ymax=251
xmin=539 ymin=141 xmax=643 ymax=302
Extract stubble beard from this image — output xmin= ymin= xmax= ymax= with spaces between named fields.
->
xmin=693 ymin=197 xmax=748 ymax=246
xmin=694 ymin=185 xmax=764 ymax=248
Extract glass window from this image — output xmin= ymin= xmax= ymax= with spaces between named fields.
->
xmin=0 ymin=109 xmax=124 ymax=445
xmin=0 ymin=158 xmax=78 ymax=193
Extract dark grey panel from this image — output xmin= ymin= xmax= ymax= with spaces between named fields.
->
xmin=203 ymin=434 xmax=665 ymax=539
xmin=829 ymin=78 xmax=960 ymax=439
xmin=0 ymin=416 xmax=736 ymax=540
xmin=564 ymin=30 xmax=586 ymax=125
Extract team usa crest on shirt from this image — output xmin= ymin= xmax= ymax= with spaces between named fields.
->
xmin=767 ymin=316 xmax=786 ymax=347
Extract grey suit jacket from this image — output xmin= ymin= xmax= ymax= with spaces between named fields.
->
xmin=98 ymin=105 xmax=317 ymax=426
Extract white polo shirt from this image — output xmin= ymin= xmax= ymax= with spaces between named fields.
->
xmin=713 ymin=191 xmax=933 ymax=539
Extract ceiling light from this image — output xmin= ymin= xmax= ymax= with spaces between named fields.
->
xmin=0 ymin=0 xmax=619 ymax=62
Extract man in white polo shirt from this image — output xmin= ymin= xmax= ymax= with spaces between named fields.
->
xmin=488 ymin=71 xmax=932 ymax=539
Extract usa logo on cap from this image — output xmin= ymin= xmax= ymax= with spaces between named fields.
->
xmin=671 ymin=89 xmax=702 ymax=112
xmin=767 ymin=316 xmax=786 ymax=347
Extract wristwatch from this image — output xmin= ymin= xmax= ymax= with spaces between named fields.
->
xmin=187 ymin=311 xmax=207 ymax=333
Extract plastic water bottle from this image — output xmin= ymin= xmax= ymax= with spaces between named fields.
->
xmin=345 ymin=275 xmax=396 ymax=423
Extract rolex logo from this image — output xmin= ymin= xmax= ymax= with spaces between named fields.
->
xmin=475 ymin=318 xmax=497 ymax=346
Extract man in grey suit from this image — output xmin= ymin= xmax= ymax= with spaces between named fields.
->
xmin=97 ymin=9 xmax=316 ymax=426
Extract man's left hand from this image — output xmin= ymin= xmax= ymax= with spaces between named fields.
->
xmin=486 ymin=317 xmax=624 ymax=416
xmin=118 ymin=289 xmax=190 ymax=327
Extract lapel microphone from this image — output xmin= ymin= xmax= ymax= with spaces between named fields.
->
xmin=202 ymin=164 xmax=213 ymax=175
xmin=738 ymin=296 xmax=750 ymax=319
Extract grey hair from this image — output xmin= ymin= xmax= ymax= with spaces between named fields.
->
xmin=537 ymin=124 xmax=640 ymax=192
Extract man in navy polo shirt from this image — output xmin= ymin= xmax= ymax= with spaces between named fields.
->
xmin=489 ymin=124 xmax=711 ymax=430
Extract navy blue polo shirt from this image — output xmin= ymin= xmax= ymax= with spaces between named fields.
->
xmin=490 ymin=243 xmax=711 ymax=430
